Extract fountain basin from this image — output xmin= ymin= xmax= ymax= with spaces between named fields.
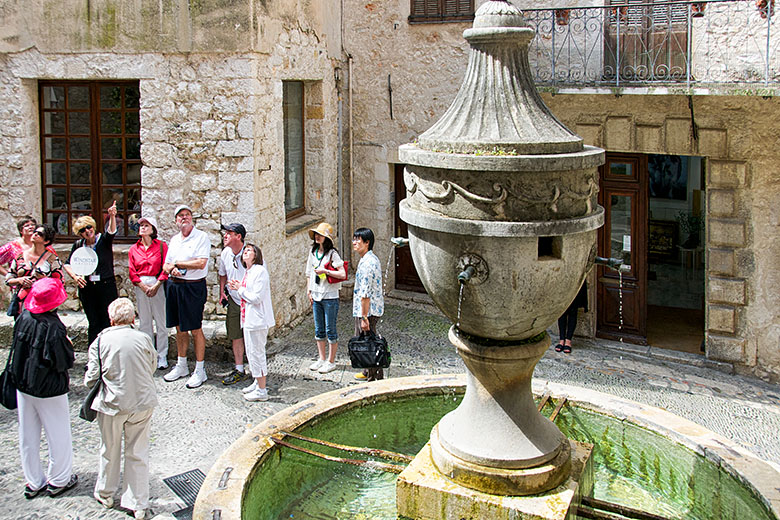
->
xmin=193 ymin=375 xmax=780 ymax=520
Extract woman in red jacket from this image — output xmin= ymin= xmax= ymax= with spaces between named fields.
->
xmin=128 ymin=216 xmax=170 ymax=369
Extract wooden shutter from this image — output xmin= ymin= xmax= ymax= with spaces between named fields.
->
xmin=444 ymin=0 xmax=473 ymax=17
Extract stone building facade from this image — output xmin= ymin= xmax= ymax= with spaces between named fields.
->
xmin=1 ymin=0 xmax=778 ymax=381
xmin=0 ymin=0 xmax=343 ymax=328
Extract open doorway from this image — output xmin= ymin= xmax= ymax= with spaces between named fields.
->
xmin=597 ymin=152 xmax=705 ymax=354
xmin=645 ymin=154 xmax=705 ymax=354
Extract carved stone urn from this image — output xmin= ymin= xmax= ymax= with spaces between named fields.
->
xmin=396 ymin=0 xmax=605 ymax=514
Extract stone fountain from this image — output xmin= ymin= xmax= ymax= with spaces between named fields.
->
xmin=396 ymin=1 xmax=605 ymax=517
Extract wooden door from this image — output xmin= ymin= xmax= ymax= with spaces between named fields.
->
xmin=597 ymin=154 xmax=648 ymax=344
xmin=394 ymin=164 xmax=425 ymax=292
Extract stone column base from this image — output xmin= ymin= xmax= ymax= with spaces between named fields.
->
xmin=397 ymin=440 xmax=593 ymax=520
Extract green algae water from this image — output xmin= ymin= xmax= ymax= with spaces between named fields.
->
xmin=242 ymin=392 xmax=775 ymax=520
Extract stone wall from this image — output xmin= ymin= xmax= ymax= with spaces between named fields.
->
xmin=0 ymin=6 xmax=342 ymax=328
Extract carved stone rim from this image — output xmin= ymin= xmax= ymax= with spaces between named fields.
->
xmin=399 ymin=143 xmax=605 ymax=172
xmin=400 ymin=200 xmax=604 ymax=237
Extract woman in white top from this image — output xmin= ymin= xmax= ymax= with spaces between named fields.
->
xmin=305 ymin=222 xmax=346 ymax=375
xmin=228 ymin=244 xmax=275 ymax=402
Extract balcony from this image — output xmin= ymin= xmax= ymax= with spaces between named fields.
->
xmin=520 ymin=0 xmax=779 ymax=94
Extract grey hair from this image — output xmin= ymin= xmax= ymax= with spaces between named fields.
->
xmin=108 ymin=298 xmax=136 ymax=325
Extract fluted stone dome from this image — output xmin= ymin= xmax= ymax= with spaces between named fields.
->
xmin=416 ymin=0 xmax=582 ymax=155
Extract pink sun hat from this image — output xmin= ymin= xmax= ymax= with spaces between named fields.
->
xmin=25 ymin=278 xmax=68 ymax=314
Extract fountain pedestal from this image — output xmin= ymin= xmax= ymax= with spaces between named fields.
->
xmin=396 ymin=0 xmax=604 ymax=517
xmin=397 ymin=441 xmax=593 ymax=520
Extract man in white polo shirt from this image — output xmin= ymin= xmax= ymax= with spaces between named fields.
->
xmin=162 ymin=205 xmax=212 ymax=389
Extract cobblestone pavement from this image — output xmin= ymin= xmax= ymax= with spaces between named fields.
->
xmin=1 ymin=299 xmax=779 ymax=519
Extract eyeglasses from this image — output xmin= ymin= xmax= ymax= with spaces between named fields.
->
xmin=78 ymin=225 xmax=93 ymax=235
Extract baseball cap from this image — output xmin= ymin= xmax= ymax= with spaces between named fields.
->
xmin=221 ymin=223 xmax=247 ymax=240
xmin=174 ymin=205 xmax=193 ymax=219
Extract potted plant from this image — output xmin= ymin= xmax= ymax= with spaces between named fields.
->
xmin=676 ymin=210 xmax=704 ymax=248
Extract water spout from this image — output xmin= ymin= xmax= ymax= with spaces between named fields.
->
xmin=594 ymin=256 xmax=630 ymax=273
xmin=391 ymin=237 xmax=410 ymax=247
xmin=458 ymin=265 xmax=476 ymax=284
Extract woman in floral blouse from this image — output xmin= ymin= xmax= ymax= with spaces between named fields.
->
xmin=5 ymin=224 xmax=63 ymax=317
xmin=352 ymin=227 xmax=384 ymax=381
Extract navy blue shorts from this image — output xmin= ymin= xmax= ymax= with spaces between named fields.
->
xmin=165 ymin=279 xmax=207 ymax=332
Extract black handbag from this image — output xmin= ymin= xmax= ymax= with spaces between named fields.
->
xmin=0 ymin=345 xmax=17 ymax=410
xmin=79 ymin=337 xmax=102 ymax=422
xmin=348 ymin=331 xmax=391 ymax=369
xmin=6 ymin=293 xmax=20 ymax=318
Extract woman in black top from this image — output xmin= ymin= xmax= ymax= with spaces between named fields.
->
xmin=63 ymin=201 xmax=119 ymax=345
xmin=9 ymin=278 xmax=77 ymax=498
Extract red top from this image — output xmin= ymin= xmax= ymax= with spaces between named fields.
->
xmin=128 ymin=238 xmax=169 ymax=284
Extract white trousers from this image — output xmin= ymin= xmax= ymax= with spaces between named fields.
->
xmin=95 ymin=407 xmax=154 ymax=511
xmin=17 ymin=391 xmax=73 ymax=490
xmin=135 ymin=282 xmax=169 ymax=362
xmin=244 ymin=327 xmax=268 ymax=377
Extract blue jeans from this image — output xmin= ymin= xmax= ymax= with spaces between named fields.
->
xmin=313 ymin=298 xmax=339 ymax=343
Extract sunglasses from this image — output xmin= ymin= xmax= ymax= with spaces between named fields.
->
xmin=33 ymin=229 xmax=45 ymax=237
xmin=78 ymin=225 xmax=94 ymax=235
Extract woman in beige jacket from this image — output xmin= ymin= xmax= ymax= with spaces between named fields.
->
xmin=84 ymin=297 xmax=158 ymax=520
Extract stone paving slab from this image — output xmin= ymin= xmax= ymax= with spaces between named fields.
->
xmin=0 ymin=298 xmax=779 ymax=519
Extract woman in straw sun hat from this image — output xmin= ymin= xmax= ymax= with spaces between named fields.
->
xmin=305 ymin=222 xmax=347 ymax=375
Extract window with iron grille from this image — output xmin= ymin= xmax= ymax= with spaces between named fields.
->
xmin=409 ymin=0 xmax=475 ymax=23
xmin=39 ymin=81 xmax=141 ymax=241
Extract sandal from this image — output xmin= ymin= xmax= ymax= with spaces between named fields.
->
xmin=555 ymin=343 xmax=564 ymax=352
xmin=562 ymin=345 xmax=572 ymax=354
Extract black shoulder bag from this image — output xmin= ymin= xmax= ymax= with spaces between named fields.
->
xmin=79 ymin=337 xmax=103 ymax=422
xmin=0 ymin=343 xmax=17 ymax=409
xmin=348 ymin=331 xmax=391 ymax=369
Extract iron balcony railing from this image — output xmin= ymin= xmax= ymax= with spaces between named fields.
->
xmin=520 ymin=0 xmax=778 ymax=90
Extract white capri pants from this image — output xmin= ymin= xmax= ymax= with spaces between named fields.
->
xmin=17 ymin=391 xmax=73 ymax=490
xmin=244 ymin=327 xmax=268 ymax=378
xmin=135 ymin=277 xmax=169 ymax=361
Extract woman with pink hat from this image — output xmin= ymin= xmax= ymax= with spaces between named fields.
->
xmin=305 ymin=222 xmax=347 ymax=374
xmin=7 ymin=278 xmax=77 ymax=499
xmin=128 ymin=215 xmax=170 ymax=370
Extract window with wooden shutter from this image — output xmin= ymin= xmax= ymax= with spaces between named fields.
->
xmin=409 ymin=0 xmax=475 ymax=23
xmin=603 ymin=0 xmax=689 ymax=81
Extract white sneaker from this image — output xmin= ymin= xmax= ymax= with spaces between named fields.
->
xmin=241 ymin=381 xmax=258 ymax=394
xmin=244 ymin=388 xmax=269 ymax=402
xmin=134 ymin=509 xmax=146 ymax=520
xmin=309 ymin=359 xmax=325 ymax=371
xmin=163 ymin=363 xmax=189 ymax=382
xmin=185 ymin=370 xmax=208 ymax=389
xmin=318 ymin=361 xmax=337 ymax=374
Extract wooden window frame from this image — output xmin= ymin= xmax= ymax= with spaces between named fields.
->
xmin=283 ymin=80 xmax=306 ymax=220
xmin=39 ymin=80 xmax=141 ymax=243
xmin=409 ymin=0 xmax=475 ymax=24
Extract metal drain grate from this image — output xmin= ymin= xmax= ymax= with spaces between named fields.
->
xmin=163 ymin=469 xmax=206 ymax=507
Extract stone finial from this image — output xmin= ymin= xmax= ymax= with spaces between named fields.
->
xmin=416 ymin=0 xmax=582 ymax=155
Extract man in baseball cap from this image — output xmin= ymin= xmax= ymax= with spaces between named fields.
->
xmin=217 ymin=222 xmax=249 ymax=386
